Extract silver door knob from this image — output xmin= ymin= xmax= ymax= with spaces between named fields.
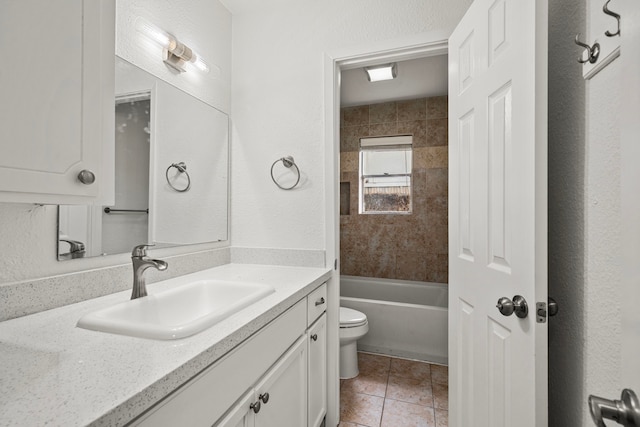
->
xmin=589 ymin=389 xmax=640 ymax=426
xmin=496 ymin=295 xmax=529 ymax=318
xmin=77 ymin=169 xmax=96 ymax=185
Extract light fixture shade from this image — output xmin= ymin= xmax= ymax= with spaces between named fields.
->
xmin=135 ymin=16 xmax=210 ymax=74
xmin=364 ymin=63 xmax=398 ymax=82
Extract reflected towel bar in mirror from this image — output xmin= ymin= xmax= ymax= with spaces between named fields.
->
xmin=104 ymin=207 xmax=149 ymax=214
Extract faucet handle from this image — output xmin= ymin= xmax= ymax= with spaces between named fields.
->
xmin=132 ymin=244 xmax=154 ymax=257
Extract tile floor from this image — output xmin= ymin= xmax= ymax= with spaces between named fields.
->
xmin=339 ymin=352 xmax=448 ymax=427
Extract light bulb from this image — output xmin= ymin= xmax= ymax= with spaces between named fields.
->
xmin=135 ymin=17 xmax=171 ymax=49
xmin=191 ymin=54 xmax=210 ymax=73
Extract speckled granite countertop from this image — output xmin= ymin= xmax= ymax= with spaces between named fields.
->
xmin=0 ymin=264 xmax=331 ymax=427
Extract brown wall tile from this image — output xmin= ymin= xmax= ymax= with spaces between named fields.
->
xmin=426 ymin=118 xmax=448 ymax=146
xmin=415 ymin=147 xmax=448 ymax=169
xmin=425 ymin=169 xmax=448 ymax=197
xmin=340 ymin=96 xmax=449 ymax=284
xmin=398 ymin=98 xmax=427 ymax=122
xmin=369 ymin=122 xmax=398 ymax=137
xmin=370 ymin=101 xmax=397 ymax=124
xmin=398 ymin=120 xmax=427 ymax=147
xmin=427 ymin=96 xmax=448 ymax=119
xmin=341 ymin=125 xmax=369 ymax=152
xmin=340 ymin=151 xmax=359 ymax=172
xmin=342 ymin=105 xmax=369 ymax=126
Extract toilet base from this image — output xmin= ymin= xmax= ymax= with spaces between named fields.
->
xmin=340 ymin=341 xmax=359 ymax=379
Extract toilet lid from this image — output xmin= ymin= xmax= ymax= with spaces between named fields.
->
xmin=340 ymin=307 xmax=367 ymax=327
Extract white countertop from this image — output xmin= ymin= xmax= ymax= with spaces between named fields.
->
xmin=0 ymin=264 xmax=331 ymax=427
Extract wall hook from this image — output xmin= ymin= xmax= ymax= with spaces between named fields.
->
xmin=603 ymin=0 xmax=621 ymax=37
xmin=575 ymin=34 xmax=600 ymax=64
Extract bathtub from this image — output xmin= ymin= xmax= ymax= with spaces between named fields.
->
xmin=340 ymin=275 xmax=448 ymax=365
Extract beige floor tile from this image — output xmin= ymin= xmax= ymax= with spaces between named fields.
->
xmin=340 ymin=390 xmax=384 ymax=427
xmin=386 ymin=374 xmax=434 ymax=407
xmin=431 ymin=364 xmax=448 ymax=385
xmin=342 ymin=370 xmax=389 ymax=397
xmin=381 ymin=399 xmax=436 ymax=427
xmin=435 ymin=409 xmax=448 ymax=427
xmin=433 ymin=383 xmax=449 ymax=410
xmin=358 ymin=352 xmax=392 ymax=377
xmin=390 ymin=358 xmax=432 ymax=381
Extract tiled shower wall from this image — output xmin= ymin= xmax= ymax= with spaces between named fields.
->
xmin=340 ymin=96 xmax=448 ymax=283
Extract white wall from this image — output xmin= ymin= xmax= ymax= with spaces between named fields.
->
xmin=548 ymin=1 xmax=622 ymax=426
xmin=227 ymin=0 xmax=473 ymax=250
xmin=116 ymin=0 xmax=231 ymax=113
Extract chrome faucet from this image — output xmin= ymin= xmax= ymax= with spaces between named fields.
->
xmin=131 ymin=244 xmax=168 ymax=300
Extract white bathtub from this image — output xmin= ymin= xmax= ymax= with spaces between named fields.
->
xmin=340 ymin=275 xmax=448 ymax=365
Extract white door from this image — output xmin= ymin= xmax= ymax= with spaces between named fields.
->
xmin=308 ymin=313 xmax=327 ymax=427
xmin=448 ymin=0 xmax=548 ymax=426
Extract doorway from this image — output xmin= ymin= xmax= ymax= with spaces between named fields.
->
xmin=324 ymin=37 xmax=449 ymax=427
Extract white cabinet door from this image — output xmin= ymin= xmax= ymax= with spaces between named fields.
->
xmin=0 ymin=0 xmax=114 ymax=205
xmin=448 ymin=0 xmax=548 ymax=426
xmin=254 ymin=336 xmax=307 ymax=427
xmin=214 ymin=391 xmax=255 ymax=427
xmin=308 ymin=313 xmax=327 ymax=427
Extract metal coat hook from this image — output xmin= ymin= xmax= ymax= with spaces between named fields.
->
xmin=575 ymin=34 xmax=600 ymax=64
xmin=603 ymin=0 xmax=621 ymax=37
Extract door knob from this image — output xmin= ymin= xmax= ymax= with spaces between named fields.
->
xmin=589 ymin=389 xmax=640 ymax=426
xmin=250 ymin=401 xmax=261 ymax=413
xmin=496 ymin=295 xmax=529 ymax=318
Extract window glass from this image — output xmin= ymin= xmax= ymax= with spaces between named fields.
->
xmin=359 ymin=136 xmax=412 ymax=213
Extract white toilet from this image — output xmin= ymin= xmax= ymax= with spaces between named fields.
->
xmin=339 ymin=307 xmax=369 ymax=379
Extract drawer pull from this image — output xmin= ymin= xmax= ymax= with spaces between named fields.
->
xmin=259 ymin=392 xmax=270 ymax=404
xmin=315 ymin=297 xmax=325 ymax=306
xmin=250 ymin=401 xmax=261 ymax=413
xmin=311 ymin=334 xmax=318 ymax=341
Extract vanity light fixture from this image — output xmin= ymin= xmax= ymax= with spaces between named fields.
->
xmin=364 ymin=63 xmax=397 ymax=82
xmin=135 ymin=17 xmax=210 ymax=74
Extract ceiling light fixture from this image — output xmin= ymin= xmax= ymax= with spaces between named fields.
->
xmin=364 ymin=63 xmax=398 ymax=82
xmin=135 ymin=17 xmax=210 ymax=74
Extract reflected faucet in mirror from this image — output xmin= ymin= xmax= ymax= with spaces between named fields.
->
xmin=59 ymin=239 xmax=86 ymax=260
xmin=131 ymin=244 xmax=168 ymax=299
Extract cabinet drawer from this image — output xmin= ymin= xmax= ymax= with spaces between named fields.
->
xmin=130 ymin=300 xmax=306 ymax=427
xmin=307 ymin=283 xmax=327 ymax=326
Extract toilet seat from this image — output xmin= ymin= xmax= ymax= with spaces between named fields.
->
xmin=340 ymin=307 xmax=367 ymax=328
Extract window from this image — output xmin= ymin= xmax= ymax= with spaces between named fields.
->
xmin=359 ymin=135 xmax=412 ymax=214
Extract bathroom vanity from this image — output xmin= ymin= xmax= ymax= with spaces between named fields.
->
xmin=0 ymin=264 xmax=331 ymax=427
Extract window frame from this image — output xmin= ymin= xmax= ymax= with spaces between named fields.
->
xmin=358 ymin=135 xmax=413 ymax=215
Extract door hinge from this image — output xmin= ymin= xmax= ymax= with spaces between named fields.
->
xmin=334 ymin=259 xmax=338 ymax=270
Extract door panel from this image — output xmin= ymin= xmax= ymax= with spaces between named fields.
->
xmin=449 ymin=0 xmax=548 ymax=426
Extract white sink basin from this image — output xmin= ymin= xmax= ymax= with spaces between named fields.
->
xmin=77 ymin=280 xmax=275 ymax=340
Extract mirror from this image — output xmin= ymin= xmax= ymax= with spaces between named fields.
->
xmin=57 ymin=57 xmax=229 ymax=260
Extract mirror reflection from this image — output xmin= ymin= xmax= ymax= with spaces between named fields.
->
xmin=58 ymin=57 xmax=229 ymax=260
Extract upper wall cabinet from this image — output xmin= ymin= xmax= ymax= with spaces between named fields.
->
xmin=0 ymin=0 xmax=115 ymax=205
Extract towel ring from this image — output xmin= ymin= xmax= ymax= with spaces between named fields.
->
xmin=270 ymin=156 xmax=300 ymax=190
xmin=165 ymin=162 xmax=191 ymax=192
